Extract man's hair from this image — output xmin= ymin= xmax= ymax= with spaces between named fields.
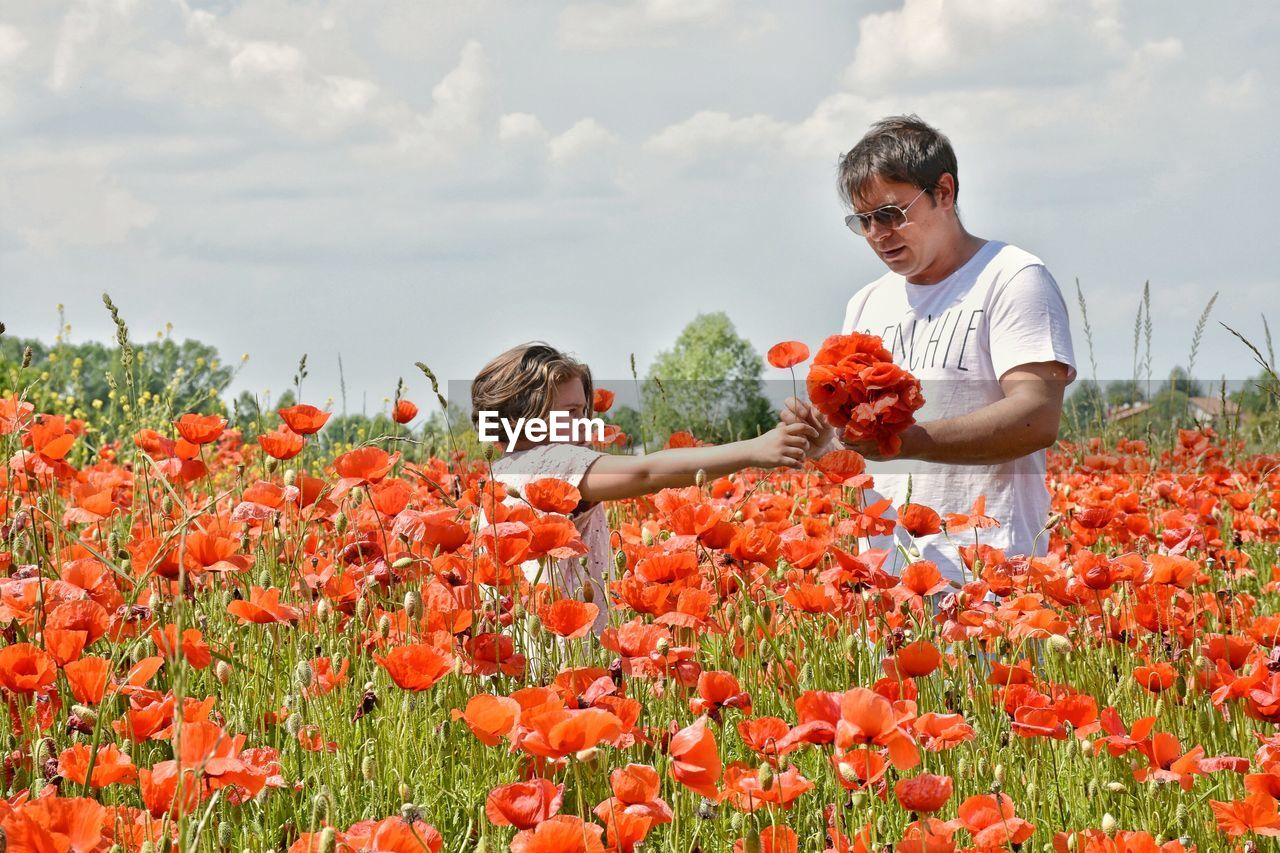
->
xmin=470 ymin=342 xmax=594 ymax=430
xmin=837 ymin=115 xmax=959 ymax=209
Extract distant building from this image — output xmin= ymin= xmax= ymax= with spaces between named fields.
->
xmin=1187 ymin=396 xmax=1240 ymax=423
xmin=1105 ymin=396 xmax=1239 ymax=424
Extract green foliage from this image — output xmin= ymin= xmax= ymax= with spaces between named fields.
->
xmin=640 ymin=312 xmax=775 ymax=447
xmin=1061 ymin=379 xmax=1106 ymax=439
xmin=1106 ymin=379 xmax=1145 ymax=407
xmin=0 ymin=318 xmax=239 ymax=446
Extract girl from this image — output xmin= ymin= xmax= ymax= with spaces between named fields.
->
xmin=472 ymin=342 xmax=815 ymax=634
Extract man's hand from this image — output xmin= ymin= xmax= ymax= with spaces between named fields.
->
xmin=781 ymin=397 xmax=835 ymax=459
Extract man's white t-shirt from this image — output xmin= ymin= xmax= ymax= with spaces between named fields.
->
xmin=840 ymin=240 xmax=1076 ymax=583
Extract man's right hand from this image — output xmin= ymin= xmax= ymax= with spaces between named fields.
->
xmin=781 ymin=397 xmax=836 ymax=459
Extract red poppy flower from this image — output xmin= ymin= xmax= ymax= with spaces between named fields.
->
xmin=894 ymin=773 xmax=953 ymax=813
xmin=451 ymin=694 xmax=521 ymax=746
xmin=393 ymin=399 xmax=419 ymax=424
xmin=510 ymin=815 xmax=605 ymax=853
xmin=593 ymin=388 xmax=615 ymax=413
xmin=524 ymin=478 xmax=583 ymax=514
xmin=58 ymin=743 xmax=137 ymax=788
xmin=277 ymin=404 xmax=331 ymax=435
xmin=226 ymin=587 xmax=302 ymax=625
xmin=485 ymin=779 xmax=564 ymax=830
xmin=173 ymin=413 xmax=226 ymax=445
xmin=767 ymin=341 xmax=810 ymax=369
xmin=375 ymin=644 xmax=453 ymax=691
xmin=814 ymin=450 xmax=871 ymax=487
xmin=668 ymin=715 xmax=722 ymax=799
xmin=258 ymin=426 xmax=305 ymax=460
xmin=898 ymin=503 xmax=941 ymax=537
xmin=538 ymin=599 xmax=600 ymax=639
xmin=0 ymin=642 xmax=57 ymax=694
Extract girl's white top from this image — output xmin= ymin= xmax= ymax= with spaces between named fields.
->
xmin=488 ymin=442 xmax=612 ymax=634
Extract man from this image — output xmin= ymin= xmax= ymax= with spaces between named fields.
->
xmin=784 ymin=115 xmax=1076 ymax=585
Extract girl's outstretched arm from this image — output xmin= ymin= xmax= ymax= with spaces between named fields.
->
xmin=575 ymin=421 xmax=817 ymax=503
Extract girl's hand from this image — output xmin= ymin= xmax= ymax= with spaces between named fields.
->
xmin=781 ymin=396 xmax=835 ymax=459
xmin=750 ymin=422 xmax=815 ymax=469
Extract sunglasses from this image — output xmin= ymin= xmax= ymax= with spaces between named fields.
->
xmin=844 ymin=187 xmax=931 ymax=237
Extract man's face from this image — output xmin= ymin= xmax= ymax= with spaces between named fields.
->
xmin=853 ymin=173 xmax=955 ymax=282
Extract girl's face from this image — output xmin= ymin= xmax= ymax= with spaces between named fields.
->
xmin=549 ymin=378 xmax=590 ymax=446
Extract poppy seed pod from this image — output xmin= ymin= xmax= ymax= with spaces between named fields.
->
xmin=758 ymin=763 xmax=774 ymax=791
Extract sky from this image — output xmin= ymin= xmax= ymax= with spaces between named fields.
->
xmin=2 ymin=0 xmax=1277 ymax=413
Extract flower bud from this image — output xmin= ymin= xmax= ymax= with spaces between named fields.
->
xmin=317 ymin=828 xmax=336 ymax=853
xmin=695 ymin=469 xmax=706 ymax=488
xmin=641 ymin=528 xmax=654 ymax=547
xmin=293 ymin=660 xmax=314 ymax=690
xmin=1047 ymin=634 xmax=1073 ymax=655
xmin=392 ymin=556 xmax=414 ymax=570
xmin=655 ymin=637 xmax=670 ymax=656
xmin=1101 ymin=813 xmax=1117 ymax=834
xmin=758 ymin=763 xmax=774 ymax=791
xmin=404 ymin=590 xmax=422 ymax=620
xmin=575 ymin=747 xmax=600 ymax=765
xmin=361 ymin=755 xmax=376 ymax=781
xmin=1105 ymin=781 xmax=1127 ymax=793
xmin=217 ymin=821 xmax=234 ymax=848
xmin=581 ymin=582 xmax=595 ymax=604
xmin=284 ymin=468 xmax=297 ymax=486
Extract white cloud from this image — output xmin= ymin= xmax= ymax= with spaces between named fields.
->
xmin=0 ymin=22 xmax=26 ymax=64
xmin=1 ymin=163 xmax=155 ymax=252
xmin=547 ymin=118 xmax=622 ymax=194
xmin=842 ymin=0 xmax=1127 ymax=90
xmin=645 ymin=110 xmax=786 ymax=161
xmin=558 ymin=0 xmax=734 ymax=50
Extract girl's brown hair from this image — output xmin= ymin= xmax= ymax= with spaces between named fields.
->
xmin=470 ymin=342 xmax=594 ymax=431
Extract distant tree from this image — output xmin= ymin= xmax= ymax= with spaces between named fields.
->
xmin=642 ymin=312 xmax=775 ymax=447
xmin=1163 ymin=366 xmax=1202 ymax=398
xmin=607 ymin=404 xmax=644 ymax=450
xmin=1062 ymin=380 xmax=1106 ymax=435
xmin=1106 ymin=379 xmax=1145 ymax=407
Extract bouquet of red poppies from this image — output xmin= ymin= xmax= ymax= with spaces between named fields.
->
xmin=806 ymin=332 xmax=924 ymax=457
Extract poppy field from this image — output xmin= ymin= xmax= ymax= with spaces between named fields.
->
xmin=2 ymin=376 xmax=1280 ymax=852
